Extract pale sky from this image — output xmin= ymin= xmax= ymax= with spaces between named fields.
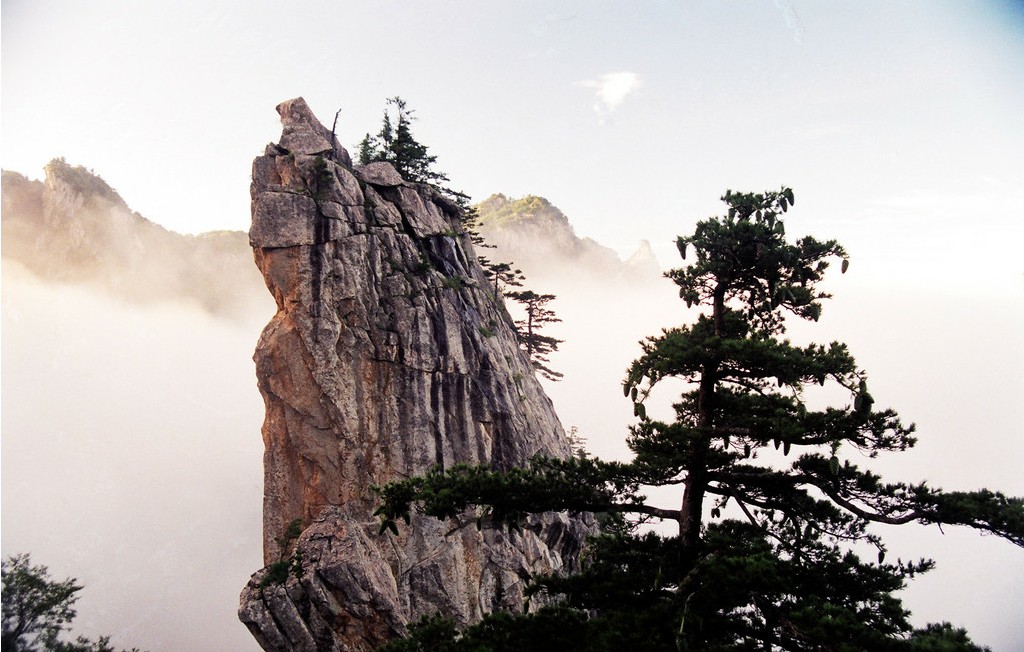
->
xmin=3 ymin=0 xmax=1022 ymax=286
xmin=3 ymin=1 xmax=1023 ymax=650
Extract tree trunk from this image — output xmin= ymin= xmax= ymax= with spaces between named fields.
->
xmin=678 ymin=286 xmax=725 ymax=557
xmin=525 ymin=302 xmax=535 ymax=360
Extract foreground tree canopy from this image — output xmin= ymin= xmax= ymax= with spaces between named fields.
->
xmin=374 ymin=188 xmax=1023 ymax=651
xmin=2 ymin=554 xmax=141 ymax=652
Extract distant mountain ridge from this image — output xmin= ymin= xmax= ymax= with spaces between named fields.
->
xmin=475 ymin=193 xmax=660 ymax=284
xmin=1 ymin=159 xmax=270 ymax=320
xmin=1 ymin=163 xmax=661 ymax=320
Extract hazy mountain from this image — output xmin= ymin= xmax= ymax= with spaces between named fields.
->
xmin=2 ymin=161 xmax=270 ymax=651
xmin=1 ymin=160 xmax=269 ymax=321
xmin=475 ymin=193 xmax=661 ymax=283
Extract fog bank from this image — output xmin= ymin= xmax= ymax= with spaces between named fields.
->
xmin=2 ymin=261 xmax=266 ymax=651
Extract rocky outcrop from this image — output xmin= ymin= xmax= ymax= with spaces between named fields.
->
xmin=474 ymin=193 xmax=661 ymax=283
xmin=238 ymin=98 xmax=590 ymax=651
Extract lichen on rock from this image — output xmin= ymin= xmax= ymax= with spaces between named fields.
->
xmin=239 ymin=98 xmax=590 ymax=651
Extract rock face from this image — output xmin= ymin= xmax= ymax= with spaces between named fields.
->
xmin=238 ymin=98 xmax=589 ymax=651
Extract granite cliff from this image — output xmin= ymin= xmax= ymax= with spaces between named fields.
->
xmin=238 ymin=99 xmax=590 ymax=651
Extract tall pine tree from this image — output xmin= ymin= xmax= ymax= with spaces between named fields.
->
xmin=374 ymin=188 xmax=1023 ymax=651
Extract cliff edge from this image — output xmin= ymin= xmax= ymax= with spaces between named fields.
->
xmin=238 ymin=98 xmax=589 ymax=651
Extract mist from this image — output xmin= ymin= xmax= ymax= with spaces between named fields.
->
xmin=2 ymin=173 xmax=1022 ymax=650
xmin=533 ymin=258 xmax=1024 ymax=651
xmin=1 ymin=259 xmax=268 ymax=651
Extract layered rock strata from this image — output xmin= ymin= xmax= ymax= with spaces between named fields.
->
xmin=238 ymin=98 xmax=589 ymax=651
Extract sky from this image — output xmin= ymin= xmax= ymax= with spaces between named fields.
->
xmin=3 ymin=1 xmax=1022 ymax=282
xmin=2 ymin=1 xmax=1023 ymax=650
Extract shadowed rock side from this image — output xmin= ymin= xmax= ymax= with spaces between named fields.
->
xmin=238 ymin=98 xmax=590 ymax=651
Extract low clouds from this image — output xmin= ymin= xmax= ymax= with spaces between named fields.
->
xmin=577 ymin=71 xmax=641 ymax=123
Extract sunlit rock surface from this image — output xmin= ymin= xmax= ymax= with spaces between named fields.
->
xmin=474 ymin=193 xmax=661 ymax=282
xmin=239 ymin=98 xmax=590 ymax=652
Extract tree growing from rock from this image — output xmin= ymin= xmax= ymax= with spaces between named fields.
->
xmin=357 ymin=97 xmax=450 ymax=188
xmin=507 ymin=289 xmax=563 ymax=382
xmin=482 ymin=261 xmax=525 ymax=298
xmin=374 ymin=188 xmax=1023 ymax=651
xmin=359 ymin=97 xmax=563 ymax=371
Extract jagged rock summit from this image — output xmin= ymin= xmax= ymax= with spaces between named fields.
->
xmin=239 ymin=98 xmax=589 ymax=651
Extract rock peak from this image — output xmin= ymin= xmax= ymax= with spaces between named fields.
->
xmin=239 ymin=100 xmax=589 ymax=651
xmin=625 ymin=238 xmax=661 ymax=275
xmin=274 ymin=96 xmax=352 ymax=166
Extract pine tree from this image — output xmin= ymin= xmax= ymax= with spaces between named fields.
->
xmin=374 ymin=188 xmax=1023 ymax=651
xmin=507 ymin=289 xmax=563 ymax=382
xmin=482 ymin=261 xmax=525 ymax=298
xmin=357 ymin=97 xmax=449 ymax=187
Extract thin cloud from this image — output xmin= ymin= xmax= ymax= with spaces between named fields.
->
xmin=577 ymin=71 xmax=641 ymax=122
xmin=773 ymin=0 xmax=805 ymax=43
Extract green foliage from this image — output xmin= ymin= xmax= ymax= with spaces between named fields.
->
xmin=377 ymin=608 xmax=600 ymax=652
xmin=42 ymin=158 xmax=124 ymax=205
xmin=481 ymin=261 xmax=524 ymax=299
xmin=441 ymin=275 xmax=466 ymax=291
xmin=260 ymin=518 xmax=305 ymax=588
xmin=374 ymin=188 xmax=1021 ymax=650
xmin=506 ymin=290 xmax=563 ymax=381
xmin=2 ymin=554 xmax=80 ymax=651
xmin=311 ymin=155 xmax=333 ymax=200
xmin=372 ymin=457 xmax=642 ymax=538
xmin=474 ymin=194 xmax=558 ymax=229
xmin=566 ymin=425 xmax=589 ymax=459
xmin=357 ymin=97 xmax=450 ymax=188
xmin=2 ymin=554 xmax=142 ymax=652
xmin=908 ymin=623 xmax=990 ymax=652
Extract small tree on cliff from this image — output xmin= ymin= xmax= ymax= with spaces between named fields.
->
xmin=358 ymin=97 xmax=450 ymax=188
xmin=374 ymin=188 xmax=1023 ymax=651
xmin=507 ymin=289 xmax=563 ymax=382
xmin=483 ymin=261 xmax=525 ymax=298
xmin=359 ymin=98 xmax=524 ymax=282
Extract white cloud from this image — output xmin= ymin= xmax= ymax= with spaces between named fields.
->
xmin=577 ymin=71 xmax=642 ymax=122
xmin=773 ymin=0 xmax=805 ymax=43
